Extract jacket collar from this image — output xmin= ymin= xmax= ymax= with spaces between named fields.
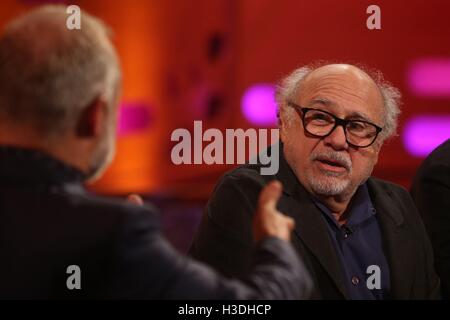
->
xmin=0 ymin=146 xmax=86 ymax=186
xmin=273 ymin=143 xmax=349 ymax=298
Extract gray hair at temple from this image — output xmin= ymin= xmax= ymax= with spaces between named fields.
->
xmin=0 ymin=5 xmax=121 ymax=136
xmin=275 ymin=63 xmax=401 ymax=142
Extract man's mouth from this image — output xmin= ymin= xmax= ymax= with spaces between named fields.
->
xmin=315 ymin=158 xmax=349 ymax=173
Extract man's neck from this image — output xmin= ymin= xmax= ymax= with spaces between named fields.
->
xmin=0 ymin=121 xmax=90 ymax=175
xmin=314 ymin=192 xmax=356 ymax=226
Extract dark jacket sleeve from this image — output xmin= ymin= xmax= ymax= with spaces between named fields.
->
xmin=412 ymin=162 xmax=450 ymax=298
xmin=107 ymin=204 xmax=312 ymax=300
xmin=189 ymin=172 xmax=266 ymax=278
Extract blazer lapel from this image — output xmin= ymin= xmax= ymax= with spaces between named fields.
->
xmin=279 ymin=194 xmax=349 ymax=299
xmin=275 ymin=148 xmax=349 ymax=298
xmin=367 ymin=179 xmax=415 ymax=299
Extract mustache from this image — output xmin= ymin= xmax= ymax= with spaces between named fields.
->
xmin=310 ymin=151 xmax=352 ymax=171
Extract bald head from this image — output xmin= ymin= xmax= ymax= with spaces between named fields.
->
xmin=299 ymin=64 xmax=385 ymax=125
xmin=0 ymin=5 xmax=121 ymax=135
xmin=305 ymin=64 xmax=376 ymax=81
xmin=303 ymin=64 xmax=383 ymax=102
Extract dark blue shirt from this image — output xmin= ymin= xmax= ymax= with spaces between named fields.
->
xmin=312 ymin=183 xmax=390 ymax=299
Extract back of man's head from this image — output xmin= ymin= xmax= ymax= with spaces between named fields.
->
xmin=0 ymin=5 xmax=122 ymax=181
xmin=0 ymin=5 xmax=121 ymax=136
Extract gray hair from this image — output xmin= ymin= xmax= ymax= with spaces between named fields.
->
xmin=275 ymin=63 xmax=401 ymax=142
xmin=0 ymin=5 xmax=121 ymax=135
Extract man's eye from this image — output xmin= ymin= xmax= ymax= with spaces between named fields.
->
xmin=311 ymin=113 xmax=332 ymax=122
xmin=348 ymin=122 xmax=366 ymax=131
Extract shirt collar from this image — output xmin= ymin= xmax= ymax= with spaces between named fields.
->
xmin=312 ymin=183 xmax=377 ymax=229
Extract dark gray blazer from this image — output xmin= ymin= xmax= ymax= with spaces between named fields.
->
xmin=190 ymin=144 xmax=440 ymax=299
xmin=0 ymin=146 xmax=312 ymax=299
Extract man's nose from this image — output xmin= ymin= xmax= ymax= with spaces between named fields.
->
xmin=323 ymin=125 xmax=348 ymax=150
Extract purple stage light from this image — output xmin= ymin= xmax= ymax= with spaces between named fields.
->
xmin=408 ymin=59 xmax=450 ymax=97
xmin=241 ymin=84 xmax=277 ymax=126
xmin=403 ymin=115 xmax=450 ymax=157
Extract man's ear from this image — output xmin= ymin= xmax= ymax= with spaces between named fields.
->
xmin=278 ymin=114 xmax=288 ymax=143
xmin=370 ymin=140 xmax=383 ymax=165
xmin=76 ymin=96 xmax=108 ymax=138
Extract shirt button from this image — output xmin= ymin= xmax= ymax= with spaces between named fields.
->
xmin=351 ymin=276 xmax=360 ymax=286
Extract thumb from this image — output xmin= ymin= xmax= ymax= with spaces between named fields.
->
xmin=258 ymin=180 xmax=283 ymax=212
xmin=127 ymin=194 xmax=144 ymax=206
xmin=285 ymin=216 xmax=295 ymax=231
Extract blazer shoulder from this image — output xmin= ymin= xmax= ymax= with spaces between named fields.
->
xmin=220 ymin=163 xmax=277 ymax=187
xmin=59 ymin=190 xmax=161 ymax=232
xmin=210 ymin=163 xmax=278 ymax=208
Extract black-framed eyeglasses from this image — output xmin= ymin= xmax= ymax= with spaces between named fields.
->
xmin=288 ymin=101 xmax=383 ymax=148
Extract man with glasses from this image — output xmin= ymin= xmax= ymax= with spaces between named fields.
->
xmin=190 ymin=63 xmax=440 ymax=299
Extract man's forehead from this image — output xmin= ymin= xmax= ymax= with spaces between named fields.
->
xmin=298 ymin=65 xmax=384 ymax=113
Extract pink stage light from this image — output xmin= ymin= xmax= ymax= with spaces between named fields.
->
xmin=118 ymin=102 xmax=153 ymax=136
xmin=242 ymin=84 xmax=277 ymax=126
xmin=403 ymin=115 xmax=450 ymax=157
xmin=408 ymin=59 xmax=450 ymax=97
